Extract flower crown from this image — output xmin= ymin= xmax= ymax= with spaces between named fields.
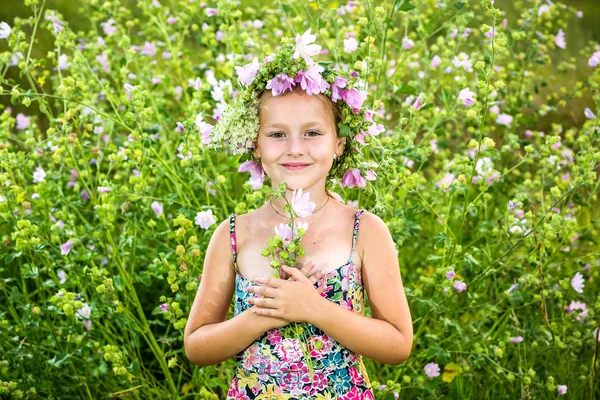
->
xmin=209 ymin=28 xmax=381 ymax=189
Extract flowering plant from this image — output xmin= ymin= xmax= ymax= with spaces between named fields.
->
xmin=210 ymin=28 xmax=381 ymax=190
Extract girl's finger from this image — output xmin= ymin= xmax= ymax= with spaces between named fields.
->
xmin=317 ymin=277 xmax=327 ymax=294
xmin=299 ymin=260 xmax=316 ymax=276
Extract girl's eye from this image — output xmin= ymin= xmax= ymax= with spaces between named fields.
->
xmin=306 ymin=130 xmax=321 ymax=137
xmin=269 ymin=131 xmax=321 ymax=138
xmin=270 ymin=132 xmax=284 ymax=138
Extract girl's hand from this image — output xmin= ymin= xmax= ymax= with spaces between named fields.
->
xmin=247 ymin=265 xmax=327 ymax=324
xmin=280 ymin=260 xmax=325 ymax=286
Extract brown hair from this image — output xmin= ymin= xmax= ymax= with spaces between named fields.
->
xmin=253 ymin=86 xmax=352 ymax=186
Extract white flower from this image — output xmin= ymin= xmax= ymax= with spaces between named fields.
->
xmin=195 ymin=209 xmax=216 ymax=229
xmin=292 ymin=28 xmax=322 ymax=65
xmin=75 ymin=302 xmax=91 ymax=320
xmin=458 ymin=88 xmax=476 ymax=106
xmin=33 ymin=166 xmax=46 ymax=183
xmin=584 ymin=108 xmax=596 ymax=119
xmin=343 ymin=37 xmax=358 ymax=53
xmin=0 ymin=22 xmax=11 ymax=39
xmin=571 ymin=272 xmax=585 ymax=293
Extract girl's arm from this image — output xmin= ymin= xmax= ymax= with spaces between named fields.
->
xmin=183 ymin=219 xmax=284 ymax=367
xmin=308 ymin=212 xmax=413 ymax=364
xmin=308 ymin=212 xmax=413 ymax=365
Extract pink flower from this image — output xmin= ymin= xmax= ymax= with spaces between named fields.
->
xmin=151 ymin=201 xmax=163 ymax=217
xmin=274 ymin=223 xmax=293 ymax=248
xmin=571 ymin=272 xmax=585 ymax=293
xmin=195 ymin=114 xmax=213 ymax=144
xmin=341 ymin=88 xmax=368 ymax=112
xmin=296 ymin=64 xmax=330 ymax=95
xmin=446 ymin=269 xmax=455 ymax=280
xmin=101 ymin=19 xmax=117 ymax=36
xmin=140 ymin=41 xmax=157 ymax=56
xmin=97 ymin=186 xmax=111 ymax=193
xmin=496 ymin=114 xmax=513 ymax=126
xmin=341 ymin=168 xmax=367 ymax=189
xmin=424 ymin=362 xmax=440 ymax=378
xmin=458 ymin=88 xmax=475 ymax=106
xmin=454 ymin=280 xmax=466 ymax=292
xmin=510 ymin=336 xmax=524 ymax=343
xmin=557 ymin=385 xmax=567 ymax=395
xmin=507 ymin=283 xmax=519 ymax=294
xmin=205 ymin=8 xmax=219 ymax=16
xmin=344 ymin=37 xmax=358 ymax=53
xmin=588 ymin=50 xmax=600 ymax=67
xmin=331 ymin=76 xmax=348 ymax=103
xmin=291 ymin=188 xmax=316 ymax=218
xmin=167 ymin=17 xmax=177 ymax=24
xmin=402 ymin=37 xmax=414 ymax=49
xmin=234 ymin=57 xmax=261 ymax=86
xmin=365 ymin=169 xmax=377 ymax=181
xmin=16 ymin=113 xmax=30 ymax=130
xmin=175 ymin=122 xmax=185 ymax=133
xmin=160 ymin=303 xmax=169 ymax=312
xmin=58 ymin=54 xmax=69 ymax=70
xmin=96 ymin=52 xmax=110 ymax=72
xmin=555 ymin=29 xmax=566 ymax=49
xmin=431 ymin=55 xmax=441 ymax=68
xmin=411 ymin=95 xmax=423 ymax=110
xmin=293 ymin=28 xmax=322 ymax=65
xmin=60 ymin=241 xmax=74 ymax=256
xmin=195 ymin=209 xmax=216 ymax=229
xmin=565 ymin=300 xmax=588 ymax=322
xmin=436 ymin=172 xmax=455 ymax=192
xmin=238 ymin=160 xmax=264 ymax=182
xmin=367 ymin=123 xmax=385 ymax=137
xmin=265 ymin=73 xmax=295 ymax=96
xmin=538 ymin=5 xmax=550 ymax=16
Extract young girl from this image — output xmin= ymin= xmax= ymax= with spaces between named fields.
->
xmin=184 ymin=30 xmax=413 ymax=399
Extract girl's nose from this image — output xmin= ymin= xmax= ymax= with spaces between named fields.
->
xmin=287 ymin=133 xmax=305 ymax=155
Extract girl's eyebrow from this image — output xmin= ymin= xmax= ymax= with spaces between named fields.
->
xmin=265 ymin=121 xmax=325 ymax=129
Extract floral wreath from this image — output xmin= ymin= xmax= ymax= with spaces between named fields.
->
xmin=208 ymin=28 xmax=382 ymax=190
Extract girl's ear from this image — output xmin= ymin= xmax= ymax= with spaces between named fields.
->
xmin=253 ymin=143 xmax=260 ymax=159
xmin=335 ymin=137 xmax=345 ymax=155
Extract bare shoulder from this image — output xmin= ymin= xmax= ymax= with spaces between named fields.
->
xmin=357 ymin=210 xmax=395 ymax=257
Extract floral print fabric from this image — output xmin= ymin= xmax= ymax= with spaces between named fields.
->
xmin=226 ymin=209 xmax=374 ymax=399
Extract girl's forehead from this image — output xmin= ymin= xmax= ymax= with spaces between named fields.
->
xmin=260 ymin=93 xmax=332 ymax=124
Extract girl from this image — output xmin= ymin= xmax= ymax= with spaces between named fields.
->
xmin=184 ymin=30 xmax=413 ymax=399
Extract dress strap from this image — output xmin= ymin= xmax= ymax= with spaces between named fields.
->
xmin=229 ymin=214 xmax=239 ymax=275
xmin=348 ymin=209 xmax=365 ymax=264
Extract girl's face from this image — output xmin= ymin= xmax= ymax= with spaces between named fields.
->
xmin=254 ymin=90 xmax=345 ymax=191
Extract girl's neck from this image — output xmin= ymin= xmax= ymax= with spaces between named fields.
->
xmin=269 ymin=186 xmax=330 ymax=219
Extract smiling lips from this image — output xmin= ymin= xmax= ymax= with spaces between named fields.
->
xmin=281 ymin=163 xmax=312 ymax=171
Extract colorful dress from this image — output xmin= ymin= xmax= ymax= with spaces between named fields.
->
xmin=226 ymin=209 xmax=374 ymax=400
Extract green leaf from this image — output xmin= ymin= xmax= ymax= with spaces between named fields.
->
xmin=396 ymin=0 xmax=416 ymax=12
xmin=338 ymin=122 xmax=353 ymax=137
xmin=454 ymin=1 xmax=465 ymax=10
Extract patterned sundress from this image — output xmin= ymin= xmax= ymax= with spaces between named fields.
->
xmin=226 ymin=209 xmax=374 ymax=399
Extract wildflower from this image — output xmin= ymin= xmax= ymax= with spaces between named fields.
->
xmin=160 ymin=303 xmax=169 ymax=312
xmin=431 ymin=55 xmax=441 ymax=68
xmin=292 ymin=28 xmax=322 ymax=65
xmin=365 ymin=169 xmax=377 ymax=181
xmin=588 ymin=50 xmax=600 ymax=67
xmin=33 ymin=166 xmax=46 ymax=183
xmin=538 ymin=5 xmax=550 ymax=16
xmin=195 ymin=114 xmax=213 ymax=145
xmin=341 ymin=87 xmax=367 ymax=112
xmin=151 ymin=201 xmax=163 ymax=217
xmin=274 ymin=223 xmax=293 ymax=248
xmin=331 ymin=77 xmax=348 ymax=103
xmin=367 ymin=123 xmax=385 ymax=137
xmin=510 ymin=336 xmax=524 ymax=343
xmin=238 ymin=160 xmax=264 ymax=182
xmin=76 ymin=302 xmax=91 ymax=320
xmin=167 ymin=17 xmax=177 ymax=24
xmin=101 ymin=19 xmax=117 ymax=36
xmin=565 ymin=300 xmax=588 ymax=322
xmin=193 ymin=77 xmax=202 ymax=90
xmin=141 ymin=42 xmax=157 ymax=56
xmin=235 ymin=57 xmax=261 ymax=86
xmin=411 ymin=95 xmax=423 ymax=110
xmin=584 ymin=108 xmax=596 ymax=119
xmin=452 ymin=52 xmax=473 ymax=72
xmin=58 ymin=54 xmax=69 ymax=70
xmin=454 ymin=280 xmax=466 ymax=292
xmin=98 ymin=186 xmax=111 ymax=193
xmin=424 ymin=362 xmax=440 ymax=378
xmin=506 ymin=283 xmax=519 ymax=294
xmin=0 ymin=21 xmax=11 ymax=39
xmin=458 ymin=88 xmax=476 ymax=106
xmin=571 ymin=272 xmax=584 ymax=293
xmin=248 ymin=176 xmax=263 ymax=190
xmin=16 ymin=113 xmax=31 ymax=130
xmin=446 ymin=269 xmax=455 ymax=280
xmin=402 ymin=37 xmax=414 ymax=49
xmin=195 ymin=209 xmax=216 ymax=229
xmin=175 ymin=122 xmax=185 ymax=133
xmin=344 ymin=37 xmax=358 ymax=53
xmin=57 ymin=269 xmax=67 ymax=285
xmin=341 ymin=168 xmax=367 ymax=189
xmin=496 ymin=114 xmax=513 ymax=126
xmin=296 ymin=64 xmax=330 ymax=96
xmin=555 ymin=29 xmax=566 ymax=49
xmin=205 ymin=8 xmax=219 ymax=17
xmin=436 ymin=172 xmax=455 ymax=192
xmin=265 ymin=73 xmax=295 ymax=96
xmin=252 ymin=19 xmax=263 ymax=29
xmin=96 ymin=52 xmax=110 ymax=72
xmin=557 ymin=385 xmax=567 ymax=395
xmin=291 ymin=188 xmax=316 ymax=218
xmin=60 ymin=241 xmax=74 ymax=255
